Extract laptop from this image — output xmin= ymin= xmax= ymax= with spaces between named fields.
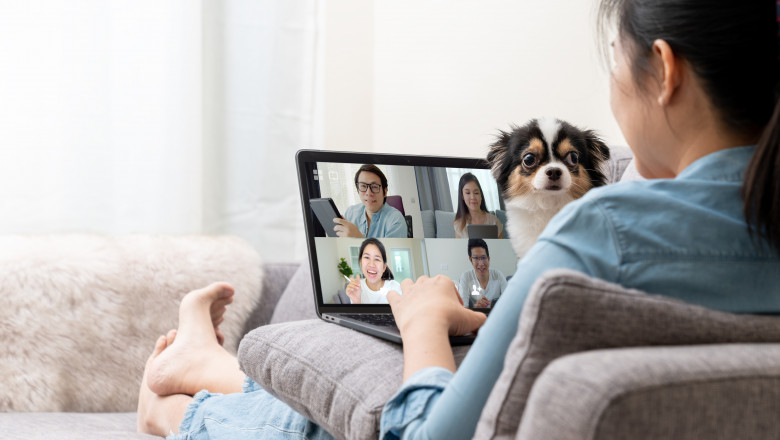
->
xmin=296 ymin=149 xmax=516 ymax=345
xmin=467 ymin=224 xmax=499 ymax=239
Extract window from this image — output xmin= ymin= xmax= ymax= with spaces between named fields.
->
xmin=389 ymin=247 xmax=414 ymax=281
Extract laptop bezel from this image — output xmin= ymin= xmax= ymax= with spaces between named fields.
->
xmin=295 ymin=149 xmax=491 ymax=316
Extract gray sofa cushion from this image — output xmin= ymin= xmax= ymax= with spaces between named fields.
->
xmin=434 ymin=210 xmax=456 ymax=238
xmin=243 ymin=262 xmax=301 ymax=332
xmin=473 ymin=269 xmax=780 ymax=440
xmin=420 ymin=209 xmax=436 ymax=238
xmin=270 ymin=259 xmax=318 ymax=324
xmin=518 ymin=344 xmax=780 ymax=440
xmin=237 ymin=319 xmax=469 ymax=440
xmin=0 ymin=412 xmax=156 ymax=440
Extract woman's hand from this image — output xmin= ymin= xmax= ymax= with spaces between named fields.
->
xmin=387 ymin=276 xmax=487 ymax=380
xmin=387 ymin=276 xmax=486 ymax=338
xmin=345 ymin=275 xmax=362 ymax=304
xmin=333 ymin=218 xmax=364 ymax=238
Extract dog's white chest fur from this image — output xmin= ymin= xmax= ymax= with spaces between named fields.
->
xmin=506 ymin=192 xmax=575 ymax=258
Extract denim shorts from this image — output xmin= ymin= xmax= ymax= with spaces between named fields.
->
xmin=168 ymin=377 xmax=337 ymax=440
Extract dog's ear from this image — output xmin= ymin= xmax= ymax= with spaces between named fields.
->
xmin=585 ymin=131 xmax=610 ymax=162
xmin=584 ymin=130 xmax=611 ymax=186
xmin=487 ymin=129 xmax=514 ymax=188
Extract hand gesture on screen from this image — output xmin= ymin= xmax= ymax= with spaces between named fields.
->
xmin=345 ymin=275 xmax=362 ymax=304
xmin=475 ymin=295 xmax=491 ymax=308
xmin=333 ymin=218 xmax=364 ymax=238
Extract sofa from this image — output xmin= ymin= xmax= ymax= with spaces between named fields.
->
xmin=3 ymin=148 xmax=780 ymax=439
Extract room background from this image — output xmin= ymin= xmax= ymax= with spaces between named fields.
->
xmin=0 ymin=0 xmax=622 ymax=262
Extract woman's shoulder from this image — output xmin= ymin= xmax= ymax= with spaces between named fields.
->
xmin=485 ymin=212 xmax=502 ymax=225
xmin=578 ymin=177 xmax=717 ymax=219
xmin=384 ymin=279 xmax=403 ymax=291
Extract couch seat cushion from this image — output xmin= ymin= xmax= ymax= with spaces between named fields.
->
xmin=0 ymin=412 xmax=155 ymax=440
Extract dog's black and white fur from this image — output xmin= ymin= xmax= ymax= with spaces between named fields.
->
xmin=488 ymin=117 xmax=611 ymax=258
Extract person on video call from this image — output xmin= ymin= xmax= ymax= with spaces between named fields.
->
xmin=345 ymin=238 xmax=402 ymax=304
xmin=333 ymin=164 xmax=407 ymax=238
xmin=453 ymin=172 xmax=504 ymax=239
xmin=458 ymin=238 xmax=507 ymax=308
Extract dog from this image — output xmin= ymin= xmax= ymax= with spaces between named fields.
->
xmin=488 ymin=117 xmax=611 ymax=258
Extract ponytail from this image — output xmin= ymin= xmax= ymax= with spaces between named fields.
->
xmin=742 ymin=98 xmax=780 ymax=253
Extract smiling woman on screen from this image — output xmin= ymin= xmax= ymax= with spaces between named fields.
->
xmin=345 ymin=238 xmax=402 ymax=305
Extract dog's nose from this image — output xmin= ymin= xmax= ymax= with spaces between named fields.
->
xmin=546 ymin=168 xmax=562 ymax=181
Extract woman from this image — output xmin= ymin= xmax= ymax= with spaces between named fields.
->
xmin=452 ymin=173 xmax=504 ymax=238
xmin=137 ymin=2 xmax=780 ymax=439
xmin=345 ymin=238 xmax=402 ymax=304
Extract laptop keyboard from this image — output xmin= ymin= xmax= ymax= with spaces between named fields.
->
xmin=341 ymin=313 xmax=397 ymax=327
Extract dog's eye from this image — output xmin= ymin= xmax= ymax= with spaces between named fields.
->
xmin=564 ymin=151 xmax=579 ymax=167
xmin=522 ymin=153 xmax=537 ymax=168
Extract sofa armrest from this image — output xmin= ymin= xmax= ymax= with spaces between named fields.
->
xmin=518 ymin=344 xmax=780 ymax=440
xmin=473 ymin=269 xmax=780 ymax=440
xmin=241 ymin=262 xmax=300 ymax=333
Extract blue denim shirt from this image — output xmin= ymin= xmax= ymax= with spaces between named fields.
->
xmin=380 ymin=145 xmax=780 ymax=439
xmin=344 ymin=202 xmax=407 ymax=238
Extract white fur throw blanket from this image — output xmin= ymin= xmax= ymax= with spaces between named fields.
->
xmin=0 ymin=235 xmax=263 ymax=412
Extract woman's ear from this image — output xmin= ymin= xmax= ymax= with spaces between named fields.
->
xmin=652 ymin=39 xmax=681 ymax=106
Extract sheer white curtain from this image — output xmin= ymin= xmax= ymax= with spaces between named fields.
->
xmin=0 ymin=0 xmax=321 ymax=262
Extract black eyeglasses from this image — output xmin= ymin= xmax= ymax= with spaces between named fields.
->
xmin=356 ymin=182 xmax=382 ymax=194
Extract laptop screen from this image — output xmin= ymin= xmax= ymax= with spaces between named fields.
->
xmin=296 ymin=150 xmax=517 ymax=313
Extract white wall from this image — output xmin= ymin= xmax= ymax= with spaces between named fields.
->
xmin=322 ymin=0 xmax=625 ymax=157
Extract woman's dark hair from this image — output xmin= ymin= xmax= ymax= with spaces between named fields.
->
xmin=354 ymin=164 xmax=388 ymax=204
xmin=359 ymin=238 xmax=393 ymax=280
xmin=454 ymin=173 xmax=489 ymax=232
xmin=467 ymin=238 xmax=490 ymax=259
xmin=597 ymin=0 xmax=780 ymax=252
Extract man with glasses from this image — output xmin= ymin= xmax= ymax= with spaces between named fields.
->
xmin=457 ymin=238 xmax=507 ymax=308
xmin=334 ymin=164 xmax=407 ymax=238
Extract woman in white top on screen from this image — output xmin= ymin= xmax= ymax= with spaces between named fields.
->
xmin=458 ymin=238 xmax=507 ymax=308
xmin=453 ymin=173 xmax=504 ymax=239
xmin=345 ymin=238 xmax=402 ymax=304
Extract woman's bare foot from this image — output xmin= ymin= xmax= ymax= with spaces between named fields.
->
xmin=137 ymin=335 xmax=192 ymax=436
xmin=145 ymin=282 xmax=246 ymax=397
